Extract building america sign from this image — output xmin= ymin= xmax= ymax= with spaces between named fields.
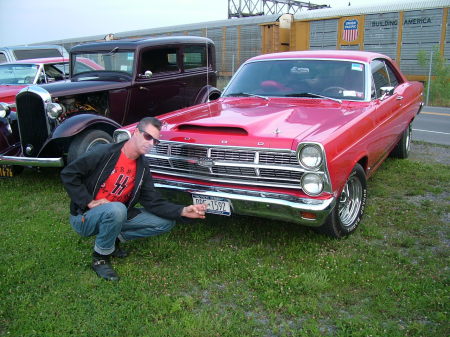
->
xmin=371 ymin=17 xmax=432 ymax=27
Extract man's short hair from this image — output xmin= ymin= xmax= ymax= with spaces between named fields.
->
xmin=136 ymin=117 xmax=162 ymax=131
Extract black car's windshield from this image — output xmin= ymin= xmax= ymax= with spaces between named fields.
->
xmin=223 ymin=59 xmax=366 ymax=101
xmin=72 ymin=51 xmax=135 ymax=77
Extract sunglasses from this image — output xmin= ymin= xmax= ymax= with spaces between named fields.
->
xmin=138 ymin=128 xmax=160 ymax=145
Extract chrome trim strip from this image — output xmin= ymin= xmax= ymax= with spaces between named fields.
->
xmin=150 ymin=153 xmax=308 ymax=172
xmin=151 ymin=169 xmax=302 ymax=189
xmin=154 ymin=180 xmax=335 ymax=226
xmin=0 ymin=155 xmax=64 ymax=167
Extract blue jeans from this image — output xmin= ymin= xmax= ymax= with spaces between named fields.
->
xmin=70 ymin=202 xmax=175 ymax=255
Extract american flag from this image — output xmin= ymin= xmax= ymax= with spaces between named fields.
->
xmin=343 ymin=19 xmax=359 ymax=42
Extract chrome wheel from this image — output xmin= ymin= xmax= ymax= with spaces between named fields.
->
xmin=405 ymin=124 xmax=411 ymax=154
xmin=338 ymin=175 xmax=363 ymax=227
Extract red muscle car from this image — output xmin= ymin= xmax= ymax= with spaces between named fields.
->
xmin=114 ymin=50 xmax=423 ymax=237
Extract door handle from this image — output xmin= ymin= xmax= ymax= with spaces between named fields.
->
xmin=139 ymin=86 xmax=150 ymax=91
xmin=396 ymin=96 xmax=404 ymax=100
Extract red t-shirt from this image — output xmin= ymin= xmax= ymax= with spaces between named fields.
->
xmin=95 ymin=151 xmax=136 ymax=204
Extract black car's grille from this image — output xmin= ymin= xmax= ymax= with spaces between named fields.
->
xmin=147 ymin=142 xmax=304 ymax=189
xmin=16 ymin=90 xmax=49 ymax=157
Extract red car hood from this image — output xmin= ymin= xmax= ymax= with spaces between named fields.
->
xmin=0 ymin=85 xmax=27 ymax=104
xmin=159 ymin=97 xmax=370 ymax=149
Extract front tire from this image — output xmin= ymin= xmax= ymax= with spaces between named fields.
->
xmin=315 ymin=163 xmax=367 ymax=238
xmin=67 ymin=129 xmax=112 ymax=163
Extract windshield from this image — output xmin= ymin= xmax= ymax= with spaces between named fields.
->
xmin=72 ymin=51 xmax=135 ymax=77
xmin=0 ymin=64 xmax=39 ymax=85
xmin=223 ymin=59 xmax=366 ymax=101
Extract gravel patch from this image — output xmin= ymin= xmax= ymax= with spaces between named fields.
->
xmin=409 ymin=142 xmax=450 ymax=165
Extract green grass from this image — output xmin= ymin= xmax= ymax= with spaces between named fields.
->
xmin=1 ymin=150 xmax=449 ymax=336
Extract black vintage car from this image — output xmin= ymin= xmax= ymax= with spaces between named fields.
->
xmin=0 ymin=36 xmax=220 ymax=176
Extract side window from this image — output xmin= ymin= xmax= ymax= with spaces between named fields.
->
xmin=385 ymin=62 xmax=400 ymax=88
xmin=371 ymin=60 xmax=390 ymax=99
xmin=0 ymin=53 xmax=7 ymax=64
xmin=183 ymin=45 xmax=206 ymax=70
xmin=140 ymin=48 xmax=179 ymax=75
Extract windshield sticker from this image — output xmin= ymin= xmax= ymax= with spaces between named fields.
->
xmin=351 ymin=63 xmax=364 ymax=72
xmin=343 ymin=90 xmax=364 ymax=98
xmin=290 ymin=67 xmax=309 ymax=74
xmin=127 ymin=53 xmax=133 ymax=61
xmin=120 ymin=65 xmax=128 ymax=71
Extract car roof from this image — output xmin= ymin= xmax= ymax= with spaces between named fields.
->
xmin=249 ymin=50 xmax=388 ymax=63
xmin=71 ymin=36 xmax=214 ymax=53
xmin=2 ymin=57 xmax=69 ymax=65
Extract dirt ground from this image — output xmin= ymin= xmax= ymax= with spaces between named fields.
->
xmin=409 ymin=142 xmax=450 ymax=165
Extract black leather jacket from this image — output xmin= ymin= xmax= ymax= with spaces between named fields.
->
xmin=61 ymin=141 xmax=184 ymax=218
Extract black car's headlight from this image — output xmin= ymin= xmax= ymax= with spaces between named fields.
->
xmin=113 ymin=129 xmax=131 ymax=143
xmin=46 ymin=103 xmax=63 ymax=119
xmin=0 ymin=102 xmax=11 ymax=118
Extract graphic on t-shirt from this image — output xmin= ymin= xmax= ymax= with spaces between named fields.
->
xmin=111 ymin=174 xmax=129 ymax=195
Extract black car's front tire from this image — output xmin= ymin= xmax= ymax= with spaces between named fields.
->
xmin=315 ymin=163 xmax=367 ymax=238
xmin=67 ymin=129 xmax=112 ymax=163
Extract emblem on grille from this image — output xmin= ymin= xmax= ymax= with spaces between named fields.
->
xmin=197 ymin=157 xmax=214 ymax=168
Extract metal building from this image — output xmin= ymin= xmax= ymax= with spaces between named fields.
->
xmin=38 ymin=0 xmax=449 ymax=81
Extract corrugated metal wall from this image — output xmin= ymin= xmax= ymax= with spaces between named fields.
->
xmin=364 ymin=12 xmax=399 ymax=59
xmin=309 ymin=20 xmax=338 ymax=49
xmin=400 ymin=8 xmax=444 ymax=75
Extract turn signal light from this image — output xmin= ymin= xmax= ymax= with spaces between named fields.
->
xmin=300 ymin=212 xmax=317 ymax=220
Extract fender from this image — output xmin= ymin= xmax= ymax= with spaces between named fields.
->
xmin=193 ymin=85 xmax=221 ymax=105
xmin=51 ymin=114 xmax=121 ymax=139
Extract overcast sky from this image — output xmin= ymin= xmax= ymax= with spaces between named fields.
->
xmin=1 ymin=0 xmax=408 ymax=46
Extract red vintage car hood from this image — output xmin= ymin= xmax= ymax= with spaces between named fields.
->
xmin=0 ymin=85 xmax=26 ymax=104
xmin=160 ymin=97 xmax=370 ymax=149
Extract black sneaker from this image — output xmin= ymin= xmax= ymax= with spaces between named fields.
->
xmin=112 ymin=239 xmax=128 ymax=258
xmin=92 ymin=255 xmax=119 ymax=281
xmin=111 ymin=246 xmax=128 ymax=258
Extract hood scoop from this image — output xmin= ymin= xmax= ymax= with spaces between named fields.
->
xmin=176 ymin=124 xmax=248 ymax=135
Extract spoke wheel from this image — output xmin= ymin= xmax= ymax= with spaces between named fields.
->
xmin=315 ymin=163 xmax=367 ymax=238
xmin=390 ymin=122 xmax=412 ymax=159
xmin=338 ymin=175 xmax=363 ymax=228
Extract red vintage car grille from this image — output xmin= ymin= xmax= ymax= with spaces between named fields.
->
xmin=146 ymin=142 xmax=304 ymax=189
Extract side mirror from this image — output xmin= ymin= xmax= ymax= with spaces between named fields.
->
xmin=138 ymin=70 xmax=153 ymax=79
xmin=380 ymin=86 xmax=394 ymax=100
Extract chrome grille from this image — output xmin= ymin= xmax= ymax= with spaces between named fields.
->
xmin=147 ymin=141 xmax=305 ymax=189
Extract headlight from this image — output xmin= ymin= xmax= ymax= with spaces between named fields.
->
xmin=46 ymin=103 xmax=63 ymax=119
xmin=113 ymin=130 xmax=131 ymax=143
xmin=0 ymin=102 xmax=11 ymax=118
xmin=301 ymin=173 xmax=324 ymax=196
xmin=298 ymin=144 xmax=322 ymax=169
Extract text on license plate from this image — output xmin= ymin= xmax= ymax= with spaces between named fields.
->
xmin=192 ymin=194 xmax=231 ymax=216
xmin=0 ymin=165 xmax=14 ymax=178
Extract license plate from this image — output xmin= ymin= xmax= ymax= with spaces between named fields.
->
xmin=192 ymin=194 xmax=231 ymax=216
xmin=0 ymin=165 xmax=14 ymax=178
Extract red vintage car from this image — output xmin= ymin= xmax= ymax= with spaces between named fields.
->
xmin=0 ymin=57 xmax=71 ymax=107
xmin=114 ymin=50 xmax=423 ymax=237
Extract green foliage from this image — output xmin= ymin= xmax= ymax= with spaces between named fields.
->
xmin=417 ymin=47 xmax=450 ymax=107
xmin=1 ymin=151 xmax=449 ymax=336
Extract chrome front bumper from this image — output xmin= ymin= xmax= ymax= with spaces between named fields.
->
xmin=154 ymin=179 xmax=336 ymax=226
xmin=0 ymin=155 xmax=64 ymax=167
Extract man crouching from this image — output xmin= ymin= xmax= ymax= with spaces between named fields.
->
xmin=61 ymin=117 xmax=207 ymax=281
